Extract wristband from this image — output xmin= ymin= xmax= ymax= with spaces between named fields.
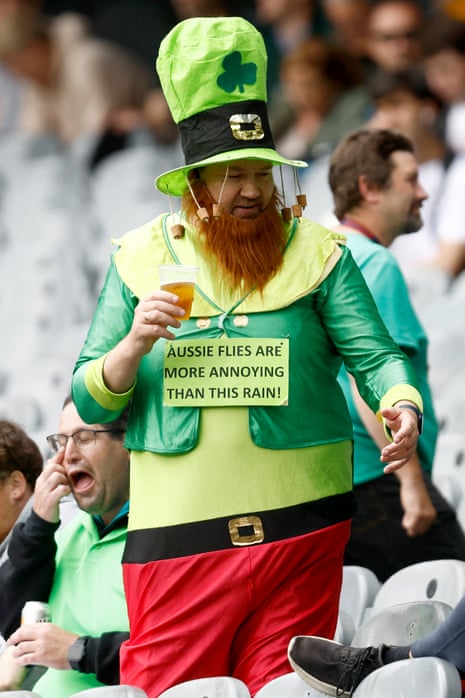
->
xmin=396 ymin=403 xmax=423 ymax=434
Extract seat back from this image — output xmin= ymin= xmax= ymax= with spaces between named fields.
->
xmin=158 ymin=676 xmax=251 ymax=697
xmin=69 ymin=686 xmax=148 ymax=697
xmin=254 ymin=672 xmax=331 ymax=697
xmin=432 ymin=432 xmax=465 ymax=477
xmin=352 ymin=657 xmax=462 ymax=698
xmin=334 ymin=609 xmax=356 ymax=644
xmin=340 ymin=565 xmax=381 ymax=629
xmin=372 ymin=559 xmax=465 ymax=612
xmin=433 ymin=472 xmax=463 ymax=511
xmin=352 ymin=600 xmax=453 ymax=648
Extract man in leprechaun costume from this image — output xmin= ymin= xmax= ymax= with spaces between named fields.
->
xmin=71 ymin=16 xmax=424 ymax=697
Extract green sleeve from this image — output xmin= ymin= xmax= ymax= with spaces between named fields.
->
xmin=317 ymin=246 xmax=421 ymax=414
xmin=72 ymin=256 xmax=137 ymax=424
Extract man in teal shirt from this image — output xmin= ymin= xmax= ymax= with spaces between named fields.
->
xmin=330 ymin=128 xmax=465 ymax=582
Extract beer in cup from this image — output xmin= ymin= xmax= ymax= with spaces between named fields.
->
xmin=158 ymin=264 xmax=199 ymax=320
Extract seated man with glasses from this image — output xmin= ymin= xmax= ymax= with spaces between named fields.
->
xmin=0 ymin=394 xmax=130 ymax=697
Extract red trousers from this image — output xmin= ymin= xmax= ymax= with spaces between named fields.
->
xmin=120 ymin=520 xmax=350 ymax=697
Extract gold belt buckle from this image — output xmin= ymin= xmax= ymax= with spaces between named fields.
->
xmin=228 ymin=515 xmax=264 ymax=546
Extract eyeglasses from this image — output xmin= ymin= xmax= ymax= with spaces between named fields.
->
xmin=46 ymin=429 xmax=125 ymax=453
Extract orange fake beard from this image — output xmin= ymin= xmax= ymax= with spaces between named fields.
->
xmin=182 ymin=185 xmax=287 ymax=293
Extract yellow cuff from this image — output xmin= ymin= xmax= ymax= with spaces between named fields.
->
xmin=377 ymin=384 xmax=423 ymax=442
xmin=84 ymin=354 xmax=136 ymax=410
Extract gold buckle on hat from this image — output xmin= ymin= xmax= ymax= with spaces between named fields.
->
xmin=228 ymin=515 xmax=264 ymax=546
xmin=230 ymin=114 xmax=265 ymax=141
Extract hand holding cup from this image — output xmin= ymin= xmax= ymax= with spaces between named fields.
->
xmin=158 ymin=264 xmax=199 ymax=320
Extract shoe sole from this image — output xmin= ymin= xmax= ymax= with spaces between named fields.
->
xmin=288 ymin=637 xmax=352 ymax=697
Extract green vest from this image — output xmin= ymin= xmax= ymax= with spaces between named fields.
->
xmin=73 ymin=214 xmax=421 ymax=453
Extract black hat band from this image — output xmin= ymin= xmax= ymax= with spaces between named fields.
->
xmin=178 ymin=100 xmax=276 ymax=165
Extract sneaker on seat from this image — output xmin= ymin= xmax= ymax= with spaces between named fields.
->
xmin=288 ymin=636 xmax=387 ymax=697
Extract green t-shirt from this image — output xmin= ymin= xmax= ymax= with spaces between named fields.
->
xmin=33 ymin=512 xmax=128 ymax=697
xmin=338 ymin=232 xmax=437 ymax=486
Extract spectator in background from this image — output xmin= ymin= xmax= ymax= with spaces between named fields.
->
xmin=55 ymin=18 xmax=153 ymax=167
xmin=421 ymin=13 xmax=465 ymax=154
xmin=0 ymin=3 xmax=60 ymax=136
xmin=251 ymin=0 xmax=330 ymax=137
xmin=252 ymin=0 xmax=324 ymax=92
xmin=0 ymin=395 xmax=130 ymax=696
xmin=321 ymin=0 xmax=371 ymax=62
xmin=418 ymin=14 xmax=465 ymax=277
xmin=277 ymin=36 xmax=372 ymax=163
xmin=0 ymin=419 xmax=42 ymax=566
xmin=364 ymin=0 xmax=425 ymax=74
xmin=418 ymin=13 xmax=465 ymax=278
xmin=367 ymin=67 xmax=448 ymax=277
xmin=298 ymin=62 xmax=465 ymax=280
xmin=329 ymin=128 xmax=465 ymax=582
xmin=0 ymin=4 xmax=153 ymax=165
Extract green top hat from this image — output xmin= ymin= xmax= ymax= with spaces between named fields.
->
xmin=155 ymin=16 xmax=307 ymax=197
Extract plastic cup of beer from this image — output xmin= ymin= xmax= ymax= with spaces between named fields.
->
xmin=158 ymin=264 xmax=199 ymax=320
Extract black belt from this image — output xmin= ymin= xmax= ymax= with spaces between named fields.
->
xmin=123 ymin=492 xmax=355 ymax=563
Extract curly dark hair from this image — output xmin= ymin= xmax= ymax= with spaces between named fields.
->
xmin=0 ymin=420 xmax=43 ymax=486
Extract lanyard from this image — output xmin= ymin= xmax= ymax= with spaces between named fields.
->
xmin=341 ymin=217 xmax=381 ymax=245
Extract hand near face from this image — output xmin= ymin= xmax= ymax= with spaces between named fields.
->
xmin=32 ymin=450 xmax=71 ymax=523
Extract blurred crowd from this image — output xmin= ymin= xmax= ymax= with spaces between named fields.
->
xmin=1 ymin=0 xmax=465 ymax=447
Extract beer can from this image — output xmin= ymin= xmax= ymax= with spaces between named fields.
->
xmin=21 ymin=601 xmax=51 ymax=624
